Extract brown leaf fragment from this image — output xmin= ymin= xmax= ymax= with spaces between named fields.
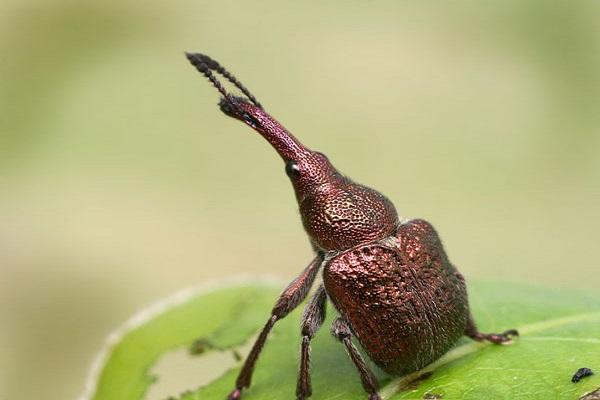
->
xmin=580 ymin=387 xmax=600 ymax=400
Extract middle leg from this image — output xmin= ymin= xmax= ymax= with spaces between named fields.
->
xmin=296 ymin=284 xmax=327 ymax=400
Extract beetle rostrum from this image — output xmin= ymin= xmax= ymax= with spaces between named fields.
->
xmin=186 ymin=52 xmax=519 ymax=400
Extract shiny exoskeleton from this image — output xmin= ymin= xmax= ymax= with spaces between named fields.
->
xmin=186 ymin=53 xmax=518 ymax=400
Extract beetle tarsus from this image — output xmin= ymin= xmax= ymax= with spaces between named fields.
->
xmin=475 ymin=328 xmax=519 ymax=344
xmin=476 ymin=331 xmax=518 ymax=344
xmin=465 ymin=315 xmax=518 ymax=344
xmin=227 ymin=388 xmax=242 ymax=400
xmin=501 ymin=329 xmax=519 ymax=338
xmin=331 ymin=317 xmax=381 ymax=399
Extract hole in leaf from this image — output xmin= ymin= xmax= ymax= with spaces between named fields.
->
xmin=145 ymin=334 xmax=257 ymax=400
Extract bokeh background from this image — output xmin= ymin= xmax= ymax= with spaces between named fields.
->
xmin=1 ymin=1 xmax=599 ymax=399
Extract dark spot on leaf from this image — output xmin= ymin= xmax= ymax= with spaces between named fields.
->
xmin=232 ymin=349 xmax=242 ymax=362
xmin=579 ymin=387 xmax=600 ymax=400
xmin=572 ymin=367 xmax=594 ymax=383
xmin=423 ymin=392 xmax=443 ymax=399
xmin=148 ymin=374 xmax=158 ymax=384
xmin=190 ymin=338 xmax=216 ymax=355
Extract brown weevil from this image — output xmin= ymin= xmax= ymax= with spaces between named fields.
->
xmin=185 ymin=53 xmax=518 ymax=400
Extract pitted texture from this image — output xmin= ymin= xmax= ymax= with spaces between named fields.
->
xmin=220 ymin=97 xmax=307 ymax=162
xmin=300 ymin=181 xmax=398 ymax=251
xmin=323 ymin=219 xmax=468 ymax=375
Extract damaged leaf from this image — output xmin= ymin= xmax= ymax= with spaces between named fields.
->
xmin=84 ymin=282 xmax=600 ymax=400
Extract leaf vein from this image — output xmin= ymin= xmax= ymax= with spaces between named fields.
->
xmin=380 ymin=311 xmax=600 ymax=399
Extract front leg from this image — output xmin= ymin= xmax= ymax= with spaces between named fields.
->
xmin=227 ymin=255 xmax=324 ymax=400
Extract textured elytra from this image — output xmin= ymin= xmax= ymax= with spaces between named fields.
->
xmin=323 ymin=219 xmax=468 ymax=375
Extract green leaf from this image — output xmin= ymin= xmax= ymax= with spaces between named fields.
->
xmin=84 ymin=281 xmax=600 ymax=400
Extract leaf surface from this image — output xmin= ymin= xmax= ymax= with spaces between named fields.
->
xmin=87 ymin=282 xmax=600 ymax=400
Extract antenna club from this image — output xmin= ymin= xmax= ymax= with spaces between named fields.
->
xmin=185 ymin=52 xmax=262 ymax=108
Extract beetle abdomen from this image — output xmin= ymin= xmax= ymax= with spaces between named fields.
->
xmin=323 ymin=219 xmax=468 ymax=375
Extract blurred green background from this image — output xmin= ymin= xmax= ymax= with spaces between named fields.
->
xmin=1 ymin=1 xmax=599 ymax=399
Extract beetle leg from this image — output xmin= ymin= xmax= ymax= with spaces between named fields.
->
xmin=331 ymin=317 xmax=381 ymax=400
xmin=227 ymin=255 xmax=324 ymax=400
xmin=296 ymin=285 xmax=327 ymax=400
xmin=464 ymin=314 xmax=519 ymax=344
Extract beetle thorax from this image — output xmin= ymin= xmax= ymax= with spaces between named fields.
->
xmin=297 ymin=176 xmax=400 ymax=252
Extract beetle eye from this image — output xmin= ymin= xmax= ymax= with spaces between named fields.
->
xmin=285 ymin=161 xmax=301 ymax=179
xmin=242 ymin=113 xmax=259 ymax=128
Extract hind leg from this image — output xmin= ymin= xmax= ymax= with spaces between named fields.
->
xmin=465 ymin=314 xmax=518 ymax=344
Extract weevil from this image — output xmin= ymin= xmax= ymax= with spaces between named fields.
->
xmin=185 ymin=53 xmax=518 ymax=400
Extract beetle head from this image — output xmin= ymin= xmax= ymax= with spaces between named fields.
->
xmin=218 ymin=95 xmax=340 ymax=200
xmin=187 ymin=53 xmax=399 ymax=251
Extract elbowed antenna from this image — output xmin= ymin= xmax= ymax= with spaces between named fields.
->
xmin=186 ymin=52 xmax=311 ymax=162
xmin=185 ymin=52 xmax=262 ymax=109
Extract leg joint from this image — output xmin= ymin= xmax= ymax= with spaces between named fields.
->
xmin=330 ymin=317 xmax=352 ymax=341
